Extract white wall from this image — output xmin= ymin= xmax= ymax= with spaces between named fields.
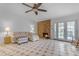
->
xmin=0 ymin=18 xmax=35 ymax=32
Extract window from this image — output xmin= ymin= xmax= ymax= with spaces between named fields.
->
xmin=67 ymin=21 xmax=75 ymax=40
xmin=53 ymin=21 xmax=75 ymax=41
xmin=54 ymin=23 xmax=57 ymax=38
xmin=58 ymin=23 xmax=64 ymax=39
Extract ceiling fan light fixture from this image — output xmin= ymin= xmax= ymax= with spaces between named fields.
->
xmin=32 ymin=9 xmax=37 ymax=12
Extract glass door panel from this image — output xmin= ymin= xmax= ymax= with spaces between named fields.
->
xmin=54 ymin=23 xmax=57 ymax=38
xmin=67 ymin=21 xmax=75 ymax=41
xmin=58 ymin=23 xmax=64 ymax=39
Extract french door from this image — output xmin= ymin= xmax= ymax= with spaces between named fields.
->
xmin=58 ymin=23 xmax=64 ymax=39
xmin=67 ymin=21 xmax=75 ymax=41
xmin=54 ymin=21 xmax=75 ymax=41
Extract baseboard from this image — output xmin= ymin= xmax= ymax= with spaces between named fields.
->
xmin=53 ymin=39 xmax=71 ymax=43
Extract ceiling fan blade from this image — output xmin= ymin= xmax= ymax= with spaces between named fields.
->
xmin=37 ymin=3 xmax=42 ymax=8
xmin=38 ymin=9 xmax=47 ymax=12
xmin=34 ymin=11 xmax=38 ymax=15
xmin=25 ymin=9 xmax=32 ymax=13
xmin=22 ymin=3 xmax=32 ymax=8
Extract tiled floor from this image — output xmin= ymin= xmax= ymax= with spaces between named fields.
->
xmin=0 ymin=39 xmax=79 ymax=56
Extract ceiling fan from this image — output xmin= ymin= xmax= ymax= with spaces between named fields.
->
xmin=22 ymin=3 xmax=47 ymax=15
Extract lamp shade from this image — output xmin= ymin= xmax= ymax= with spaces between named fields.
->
xmin=5 ymin=27 xmax=10 ymax=32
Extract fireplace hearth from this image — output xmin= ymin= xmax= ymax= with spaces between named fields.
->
xmin=43 ymin=33 xmax=49 ymax=39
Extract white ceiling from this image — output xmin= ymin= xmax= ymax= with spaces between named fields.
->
xmin=0 ymin=3 xmax=79 ymax=21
